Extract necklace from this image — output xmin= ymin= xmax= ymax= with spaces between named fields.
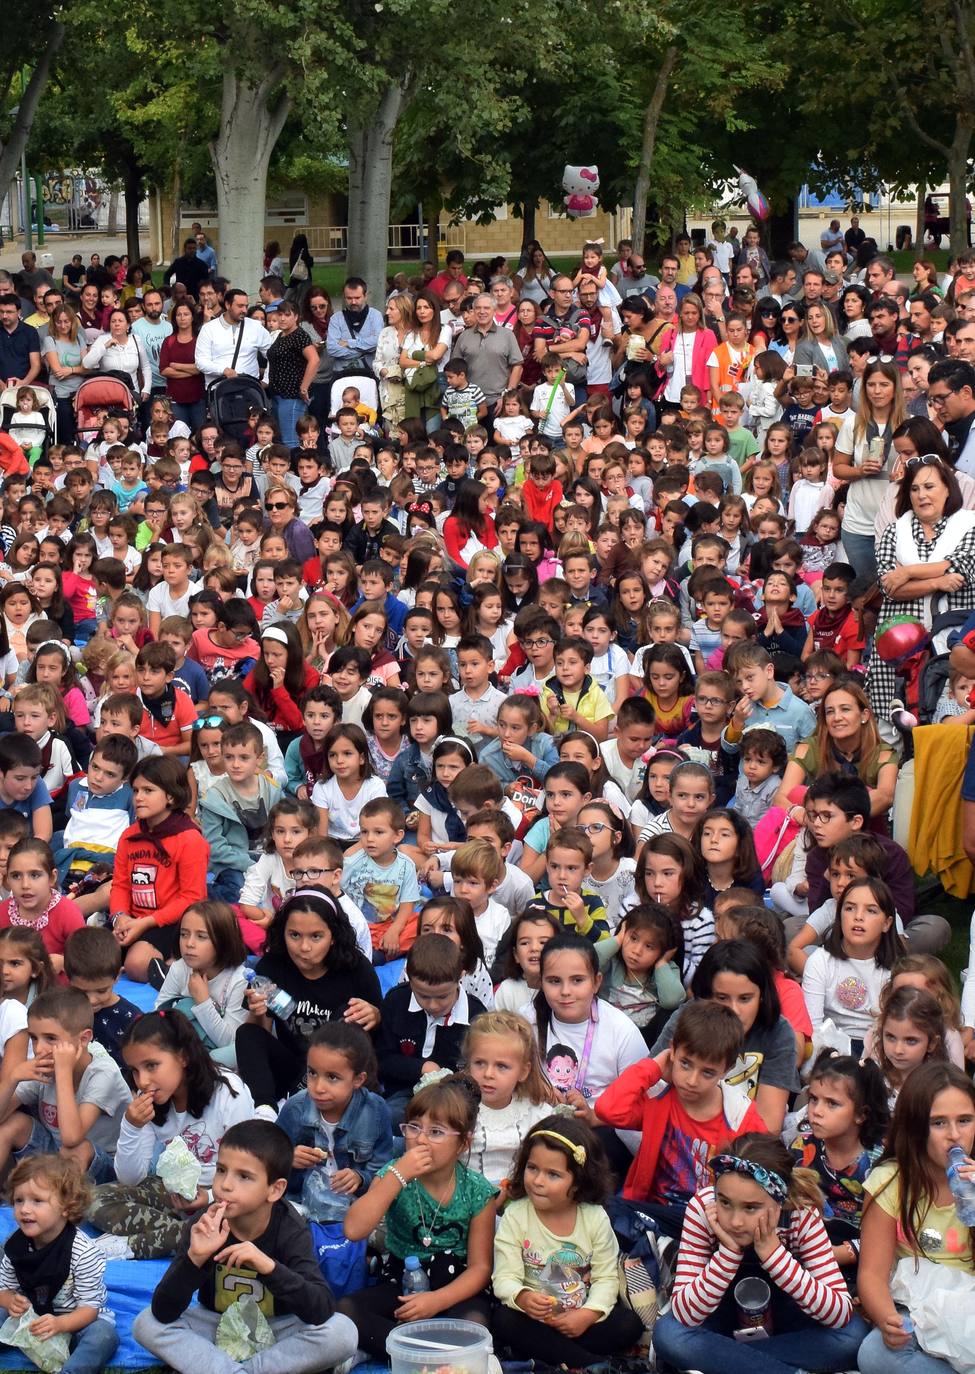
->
xmin=415 ymin=1176 xmax=452 ymax=1247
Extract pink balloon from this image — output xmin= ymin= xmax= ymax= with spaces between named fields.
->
xmin=747 ymin=191 xmax=770 ymax=221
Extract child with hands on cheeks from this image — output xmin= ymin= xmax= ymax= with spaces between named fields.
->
xmin=338 ymin=1075 xmax=498 ymax=1356
xmin=132 ymin=1120 xmax=358 ymax=1374
xmin=0 ymin=1156 xmax=119 ymax=1374
xmin=490 ymin=1116 xmax=643 ymax=1364
xmin=652 ymin=1133 xmax=868 ymax=1374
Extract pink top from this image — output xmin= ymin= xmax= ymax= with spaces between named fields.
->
xmin=0 ymin=894 xmax=85 ymax=957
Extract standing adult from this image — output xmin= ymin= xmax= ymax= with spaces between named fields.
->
xmin=429 ymin=250 xmax=469 ymax=302
xmin=533 ymin=276 xmax=590 ymax=399
xmin=167 ymin=238 xmax=210 ymax=300
xmin=195 ymin=288 xmax=273 ymax=390
xmin=82 ymin=308 xmax=152 ymax=399
xmin=838 ymin=286 xmax=874 ymax=341
xmin=194 ymin=232 xmax=217 ymax=275
xmin=578 ymin=276 xmax=620 ymax=399
xmin=61 ymin=254 xmax=85 ymax=302
xmin=375 ymin=293 xmax=413 ymax=428
xmin=927 ymin=359 xmax=975 ymax=477
xmin=491 ymin=277 xmax=518 ymax=329
xmin=613 ymin=289 xmax=676 ymax=393
xmin=513 ymin=299 xmax=543 ymax=392
xmin=401 ymin=290 xmax=450 ymax=429
xmin=769 ymin=301 xmax=806 ymax=366
xmin=75 ymin=283 xmax=103 ymax=347
xmin=869 ymin=455 xmax=975 ymax=723
xmin=266 ymin=300 xmax=319 ymax=446
xmin=131 ymin=289 xmax=173 ymax=416
xmin=0 ymin=296 xmax=41 ymax=389
xmin=833 ymin=360 xmax=906 ymax=580
xmin=439 ymin=282 xmax=467 ymax=344
xmin=326 ymin=277 xmax=383 ymax=376
xmin=42 ymin=304 xmax=88 ymax=442
xmin=820 ymin=219 xmax=846 ymax=255
xmin=451 ymin=294 xmax=523 ymax=411
xmin=864 ymin=254 xmax=897 ymax=299
xmin=299 ymin=287 xmax=335 ymax=429
xmin=658 ymin=253 xmax=690 ymax=304
xmin=658 ymin=292 xmax=720 ymax=407
xmin=514 ymin=246 xmax=553 ymax=305
xmin=159 ymin=301 xmax=206 ymax=432
xmin=794 ymin=302 xmax=849 ymax=376
xmin=286 ymin=234 xmax=314 ymax=305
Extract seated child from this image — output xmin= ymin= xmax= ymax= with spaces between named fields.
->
xmin=338 ymin=1073 xmax=497 ymax=1358
xmin=0 ymin=1156 xmax=119 ymax=1372
xmin=199 ymin=721 xmax=282 ymax=904
xmin=596 ymin=902 xmax=685 ymax=1045
xmin=0 ymin=735 xmax=53 ymax=844
xmin=0 ymin=839 xmax=85 ymax=971
xmin=732 ymin=726 xmax=787 ymax=828
xmin=52 ymin=735 xmax=137 ymax=886
xmin=276 ymin=1022 xmax=395 ymax=1219
xmin=465 ymin=1010 xmax=557 ymax=1187
xmin=133 ymin=1120 xmax=358 ymax=1374
xmin=136 ymin=642 xmax=197 ymax=758
xmin=288 ymin=835 xmax=372 ymax=959
xmin=0 ymin=987 xmax=130 ymax=1184
xmin=64 ymin=927 xmax=141 ymax=1070
xmin=447 ymin=839 xmax=511 ymax=967
xmin=155 ymin=902 xmax=249 ymax=1065
xmin=532 ymin=827 xmax=610 ymax=944
xmin=491 ymin=1116 xmax=643 ymax=1365
xmin=376 ymin=934 xmax=489 ymax=1122
xmin=341 ymin=797 xmax=421 ymax=960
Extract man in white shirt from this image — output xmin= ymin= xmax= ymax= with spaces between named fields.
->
xmin=195 ymin=288 xmax=272 ymax=388
xmin=578 ymin=278 xmax=620 ymax=394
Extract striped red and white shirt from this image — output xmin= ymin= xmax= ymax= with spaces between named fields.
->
xmin=670 ymin=1187 xmax=852 ymax=1330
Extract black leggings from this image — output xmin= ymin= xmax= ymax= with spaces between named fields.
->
xmin=492 ymin=1301 xmax=644 ymax=1365
xmin=234 ymin=1023 xmax=303 ymax=1108
xmin=338 ymin=1281 xmax=491 ymax=1359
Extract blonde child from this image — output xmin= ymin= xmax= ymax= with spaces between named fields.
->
xmin=464 ymin=1010 xmax=557 ymax=1186
xmin=742 ymin=457 xmax=785 ymax=515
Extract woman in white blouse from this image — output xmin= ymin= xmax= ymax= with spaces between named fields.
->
xmin=82 ymin=307 xmax=151 ymax=399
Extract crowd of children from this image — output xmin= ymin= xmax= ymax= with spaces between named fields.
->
xmin=0 ymin=239 xmax=972 ymax=1374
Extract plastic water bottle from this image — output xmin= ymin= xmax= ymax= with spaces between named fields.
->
xmin=244 ymin=969 xmax=296 ymax=1021
xmin=402 ymin=1256 xmax=430 ymax=1294
xmin=946 ymin=1146 xmax=975 ymax=1225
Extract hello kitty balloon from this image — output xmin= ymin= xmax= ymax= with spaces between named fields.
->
xmin=563 ymin=165 xmax=600 ymax=218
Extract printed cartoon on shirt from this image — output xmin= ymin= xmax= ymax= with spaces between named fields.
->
xmin=130 ymin=861 xmax=159 ymax=910
xmin=525 ymin=1245 xmax=591 ymax=1308
xmin=724 ymin=1049 xmax=764 ymax=1099
xmin=358 ymin=878 xmax=400 ymax=926
xmin=545 ymin=1043 xmax=580 ymax=1094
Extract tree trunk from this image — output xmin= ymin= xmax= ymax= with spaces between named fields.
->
xmin=631 ymin=45 xmax=678 ymax=255
xmin=915 ymin=182 xmax=925 ymax=258
xmin=124 ymin=162 xmax=142 ymax=263
xmin=0 ymin=23 xmax=64 ymax=195
xmin=107 ymin=188 xmax=119 ymax=236
xmin=346 ymin=83 xmax=405 ymax=304
xmin=767 ymin=195 xmax=798 ymax=260
xmin=520 ymin=202 xmax=536 ymax=253
xmin=209 ymin=68 xmax=290 ymax=294
xmin=169 ymin=163 xmax=183 ymax=262
xmin=947 ymin=118 xmax=974 ymax=254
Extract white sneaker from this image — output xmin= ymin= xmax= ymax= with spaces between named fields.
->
xmin=253 ymin=1104 xmax=278 ymax=1123
xmin=92 ymin=1235 xmax=135 ymax=1261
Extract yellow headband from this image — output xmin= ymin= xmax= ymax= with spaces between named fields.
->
xmin=531 ymin=1129 xmax=587 ymax=1166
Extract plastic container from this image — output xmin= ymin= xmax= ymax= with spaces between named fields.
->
xmin=387 ymin=1319 xmax=493 ymax=1374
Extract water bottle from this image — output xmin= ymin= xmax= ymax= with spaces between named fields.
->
xmin=244 ymin=970 xmax=296 ymax=1021
xmin=946 ymin=1146 xmax=975 ymax=1225
xmin=402 ymin=1256 xmax=430 ymax=1294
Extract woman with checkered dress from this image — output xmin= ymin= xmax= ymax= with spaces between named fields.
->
xmin=866 ymin=455 xmax=975 ymax=726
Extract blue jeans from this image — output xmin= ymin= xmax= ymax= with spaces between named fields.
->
xmin=208 ymin=867 xmax=244 ymax=903
xmin=273 ymin=395 xmax=307 ymax=447
xmin=171 ymin=399 xmax=206 ymax=432
xmin=840 ymin=527 xmax=877 ymax=583
xmin=16 ymin=1118 xmax=115 ymax=1184
xmin=652 ymin=1309 xmax=869 ymax=1374
xmin=62 ymin=1318 xmax=119 ymax=1374
xmin=858 ymin=1324 xmax=955 ymax=1374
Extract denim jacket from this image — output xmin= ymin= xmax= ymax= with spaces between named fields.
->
xmin=387 ymin=741 xmax=431 ymax=810
xmin=276 ymin=1085 xmax=395 ymax=1219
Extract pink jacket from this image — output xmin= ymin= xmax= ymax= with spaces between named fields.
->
xmin=660 ymin=325 xmax=719 ymax=393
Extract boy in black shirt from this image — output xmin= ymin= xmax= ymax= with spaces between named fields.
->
xmin=133 ymin=1121 xmax=358 ymax=1374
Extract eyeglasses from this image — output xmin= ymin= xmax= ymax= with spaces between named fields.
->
xmin=805 ymin=671 xmax=832 ymax=682
xmin=579 ymin=821 xmax=612 ymax=835
xmin=781 ymin=316 xmax=800 ymax=325
xmin=522 ymin=637 xmax=553 ymax=648
xmin=696 ymin=695 xmax=727 ymax=707
xmin=192 ymin=714 xmax=224 ymax=731
xmin=265 ymin=501 xmax=291 ymax=510
xmin=399 ymin=1122 xmax=461 ymax=1142
xmin=927 ymin=393 xmax=951 ymax=408
xmin=291 ymin=866 xmax=332 ymax=882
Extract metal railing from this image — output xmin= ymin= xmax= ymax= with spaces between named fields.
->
xmin=298 ymin=224 xmax=438 ymax=257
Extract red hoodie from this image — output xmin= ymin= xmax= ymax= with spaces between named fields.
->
xmin=111 ymin=814 xmax=209 ymax=927
xmin=522 ymin=477 xmax=563 ymax=532
xmin=595 ymin=1056 xmax=768 ymax=1202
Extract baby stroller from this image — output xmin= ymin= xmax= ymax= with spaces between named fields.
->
xmin=73 ymin=376 xmax=135 ymax=449
xmin=206 ymin=374 xmax=267 ymax=442
xmin=328 ymin=372 xmax=379 ymax=418
xmin=0 ymin=382 xmax=57 ymax=458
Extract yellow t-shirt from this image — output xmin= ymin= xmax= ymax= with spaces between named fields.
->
xmin=543 ymin=678 xmax=614 ymax=736
xmin=865 ymin=1159 xmax=973 ymax=1270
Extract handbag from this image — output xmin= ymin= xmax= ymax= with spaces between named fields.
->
xmin=290 ymin=258 xmax=309 ymax=283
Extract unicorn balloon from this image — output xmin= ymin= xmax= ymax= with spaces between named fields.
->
xmin=734 ymin=166 xmax=770 ymax=221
